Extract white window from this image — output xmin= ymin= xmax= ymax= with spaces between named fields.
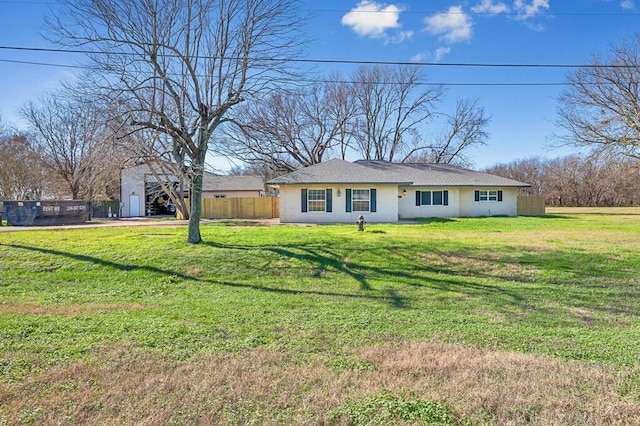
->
xmin=308 ymin=189 xmax=326 ymax=212
xmin=476 ymin=190 xmax=502 ymax=202
xmin=479 ymin=190 xmax=497 ymax=201
xmin=352 ymin=189 xmax=370 ymax=212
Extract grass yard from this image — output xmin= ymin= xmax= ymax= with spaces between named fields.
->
xmin=1 ymin=207 xmax=640 ymax=424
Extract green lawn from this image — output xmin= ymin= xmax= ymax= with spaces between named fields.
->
xmin=1 ymin=208 xmax=639 ymax=424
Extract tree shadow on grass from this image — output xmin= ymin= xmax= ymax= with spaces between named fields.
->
xmin=203 ymin=241 xmax=529 ymax=312
xmin=11 ymin=238 xmax=618 ymax=315
xmin=1 ymin=243 xmax=196 ymax=280
xmin=408 ymin=244 xmax=640 ymax=317
xmin=0 ymin=242 xmax=410 ymax=309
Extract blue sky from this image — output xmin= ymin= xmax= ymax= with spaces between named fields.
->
xmin=1 ymin=0 xmax=639 ymax=169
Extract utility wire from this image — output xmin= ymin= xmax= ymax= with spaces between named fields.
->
xmin=0 ymin=57 xmax=581 ymax=87
xmin=0 ymin=45 xmax=624 ymax=69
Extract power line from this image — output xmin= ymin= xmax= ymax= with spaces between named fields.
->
xmin=0 ymin=58 xmax=86 ymax=69
xmin=0 ymin=57 xmax=577 ymax=87
xmin=0 ymin=44 xmax=617 ymax=69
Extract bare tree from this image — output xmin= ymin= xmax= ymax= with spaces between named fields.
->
xmin=487 ymin=154 xmax=640 ymax=206
xmin=557 ymin=34 xmax=640 ymax=160
xmin=48 ymin=0 xmax=305 ymax=243
xmin=222 ymin=78 xmax=356 ymax=174
xmin=485 ymin=157 xmax=545 ymax=196
xmin=0 ymin=126 xmax=48 ymax=200
xmin=352 ymin=65 xmax=443 ymax=162
xmin=22 ymin=89 xmax=119 ymax=200
xmin=407 ymin=98 xmax=489 ymax=165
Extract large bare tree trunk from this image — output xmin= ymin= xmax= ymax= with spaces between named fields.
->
xmin=188 ymin=171 xmax=203 ymax=244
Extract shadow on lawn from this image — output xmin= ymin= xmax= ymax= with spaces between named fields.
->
xmin=205 ymin=241 xmax=412 ymax=308
xmin=1 ymin=243 xmax=196 ymax=281
xmin=5 ymin=240 xmax=635 ymax=316
xmin=204 ymin=241 xmax=528 ymax=312
xmin=0 ymin=242 xmax=410 ymax=309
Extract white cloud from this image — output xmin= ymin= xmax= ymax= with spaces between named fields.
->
xmin=387 ymin=30 xmax=414 ymax=44
xmin=424 ymin=6 xmax=473 ymax=43
xmin=472 ymin=0 xmax=510 ymax=14
xmin=410 ymin=52 xmax=428 ymax=62
xmin=410 ymin=47 xmax=451 ymax=63
xmin=514 ymin=0 xmax=550 ymax=20
xmin=621 ymin=0 xmax=635 ymax=9
xmin=341 ymin=1 xmax=403 ymax=38
xmin=434 ymin=47 xmax=452 ymax=61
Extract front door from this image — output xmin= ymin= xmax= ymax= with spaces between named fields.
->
xmin=129 ymin=195 xmax=140 ymax=216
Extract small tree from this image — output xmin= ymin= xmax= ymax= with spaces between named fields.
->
xmin=0 ymin=126 xmax=48 ymax=200
xmin=22 ymin=89 xmax=118 ymax=200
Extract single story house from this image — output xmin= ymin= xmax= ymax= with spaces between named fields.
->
xmin=268 ymin=159 xmax=530 ymax=223
xmin=121 ymin=163 xmax=265 ymax=217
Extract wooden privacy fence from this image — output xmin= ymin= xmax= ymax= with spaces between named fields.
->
xmin=517 ymin=196 xmax=546 ymax=216
xmin=199 ymin=197 xmax=279 ymax=219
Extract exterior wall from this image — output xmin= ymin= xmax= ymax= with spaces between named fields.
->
xmin=278 ymin=184 xmax=522 ymax=223
xmin=459 ymin=187 xmax=519 ymax=216
xmin=120 ymin=166 xmax=147 ymax=217
xmin=398 ymin=187 xmax=461 ymax=219
xmin=279 ymin=184 xmax=399 ymax=224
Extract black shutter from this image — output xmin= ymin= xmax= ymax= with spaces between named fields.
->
xmin=301 ymin=189 xmax=308 ymax=212
xmin=326 ymin=189 xmax=332 ymax=212
xmin=346 ymin=189 xmax=352 ymax=212
xmin=370 ymin=189 xmax=376 ymax=212
xmin=498 ymin=190 xmax=503 ymax=202
xmin=415 ymin=191 xmax=421 ymax=206
xmin=474 ymin=190 xmax=480 ymax=202
xmin=443 ymin=190 xmax=449 ymax=206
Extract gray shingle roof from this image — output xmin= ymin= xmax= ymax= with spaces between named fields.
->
xmin=268 ymin=159 xmax=529 ymax=187
xmin=202 ymin=174 xmax=265 ymax=192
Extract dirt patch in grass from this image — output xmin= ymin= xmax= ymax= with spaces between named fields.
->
xmin=0 ymin=301 xmax=145 ymax=316
xmin=1 ymin=342 xmax=638 ymax=425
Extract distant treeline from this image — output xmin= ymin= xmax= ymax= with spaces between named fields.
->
xmin=486 ymin=155 xmax=640 ymax=207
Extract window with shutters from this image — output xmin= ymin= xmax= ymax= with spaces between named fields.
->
xmin=475 ymin=190 xmax=503 ymax=202
xmin=352 ymin=189 xmax=370 ymax=212
xmin=415 ymin=190 xmax=448 ymax=206
xmin=308 ymin=189 xmax=326 ymax=212
xmin=480 ymin=190 xmax=496 ymax=201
